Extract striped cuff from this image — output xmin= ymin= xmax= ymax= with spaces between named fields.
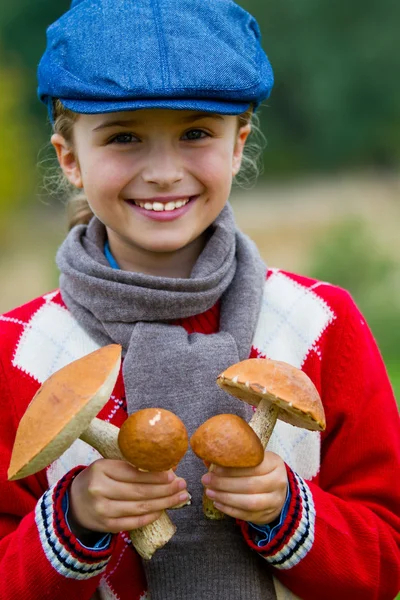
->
xmin=35 ymin=466 xmax=115 ymax=580
xmin=239 ymin=465 xmax=315 ymax=570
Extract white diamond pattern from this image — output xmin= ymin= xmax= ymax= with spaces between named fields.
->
xmin=13 ymin=301 xmax=99 ymax=383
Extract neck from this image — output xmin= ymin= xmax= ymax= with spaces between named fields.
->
xmin=106 ymin=230 xmax=209 ymax=278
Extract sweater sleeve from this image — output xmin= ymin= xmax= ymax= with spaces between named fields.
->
xmin=0 ymin=354 xmax=116 ymax=600
xmin=239 ymin=291 xmax=400 ymax=600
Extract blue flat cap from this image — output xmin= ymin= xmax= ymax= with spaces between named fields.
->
xmin=38 ymin=0 xmax=274 ymax=119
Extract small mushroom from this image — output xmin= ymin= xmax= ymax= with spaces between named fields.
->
xmin=118 ymin=408 xmax=188 ymax=471
xmin=118 ymin=407 xmax=189 ymax=560
xmin=190 ymin=414 xmax=264 ymax=519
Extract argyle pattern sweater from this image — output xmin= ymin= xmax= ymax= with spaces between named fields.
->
xmin=0 ymin=269 xmax=399 ymax=600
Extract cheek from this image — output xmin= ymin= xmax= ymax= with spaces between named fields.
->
xmin=80 ymin=153 xmax=132 ymax=198
xmin=190 ymin=146 xmax=234 ymax=189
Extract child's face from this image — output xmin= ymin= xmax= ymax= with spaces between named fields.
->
xmin=52 ymin=109 xmax=250 ymax=270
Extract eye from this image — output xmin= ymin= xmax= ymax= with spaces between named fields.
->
xmin=181 ymin=129 xmax=209 ymax=141
xmin=108 ymin=132 xmax=139 ymax=144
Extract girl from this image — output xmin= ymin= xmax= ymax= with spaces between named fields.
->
xmin=0 ymin=1 xmax=399 ymax=599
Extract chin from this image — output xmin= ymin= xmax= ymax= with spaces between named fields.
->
xmin=143 ymin=240 xmax=189 ymax=254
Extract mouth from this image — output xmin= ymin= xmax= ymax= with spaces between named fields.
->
xmin=129 ymin=196 xmax=197 ymax=212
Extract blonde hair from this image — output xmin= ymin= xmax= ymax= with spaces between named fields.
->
xmin=51 ymin=100 xmax=264 ymax=230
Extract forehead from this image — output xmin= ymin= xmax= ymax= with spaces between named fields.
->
xmin=77 ymin=109 xmax=231 ymax=131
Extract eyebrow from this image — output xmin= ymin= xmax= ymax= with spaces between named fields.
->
xmin=92 ymin=112 xmax=224 ymax=132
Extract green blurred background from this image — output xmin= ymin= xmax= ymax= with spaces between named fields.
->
xmin=0 ymin=0 xmax=399 ymax=410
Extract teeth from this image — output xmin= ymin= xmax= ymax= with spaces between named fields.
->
xmin=134 ymin=198 xmax=190 ymax=211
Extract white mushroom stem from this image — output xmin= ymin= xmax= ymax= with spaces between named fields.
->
xmin=80 ymin=418 xmax=125 ymax=460
xmin=248 ymin=398 xmax=280 ymax=448
xmin=79 ymin=417 xmax=176 ymax=560
xmin=203 ymin=400 xmax=279 ymax=520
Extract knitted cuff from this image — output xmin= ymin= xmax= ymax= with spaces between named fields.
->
xmin=35 ymin=466 xmax=116 ymax=580
xmin=238 ymin=464 xmax=316 ymax=570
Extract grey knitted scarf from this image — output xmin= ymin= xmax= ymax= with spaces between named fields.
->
xmin=56 ymin=204 xmax=276 ymax=600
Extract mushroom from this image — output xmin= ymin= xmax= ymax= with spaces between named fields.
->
xmin=202 ymin=358 xmax=326 ymax=519
xmin=217 ymin=358 xmax=326 ymax=447
xmin=117 ymin=407 xmax=189 ymax=559
xmin=8 ymin=344 xmax=123 ymax=480
xmin=7 ymin=346 xmax=186 ymax=560
xmin=118 ymin=407 xmax=188 ymax=471
xmin=190 ymin=414 xmax=264 ymax=519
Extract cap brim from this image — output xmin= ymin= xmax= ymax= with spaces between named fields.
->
xmin=59 ymin=97 xmax=253 ymax=116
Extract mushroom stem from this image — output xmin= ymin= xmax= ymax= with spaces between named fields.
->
xmin=203 ymin=464 xmax=225 ymax=520
xmin=130 ymin=513 xmax=176 ymax=560
xmin=80 ymin=418 xmax=124 ymax=460
xmin=249 ymin=398 xmax=280 ymax=448
xmin=79 ymin=417 xmax=176 ymax=560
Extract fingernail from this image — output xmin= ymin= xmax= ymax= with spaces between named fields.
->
xmin=205 ymin=488 xmax=216 ymax=498
xmin=177 ymin=479 xmax=186 ymax=491
xmin=202 ymin=474 xmax=211 ymax=485
xmin=179 ymin=492 xmax=189 ymax=502
xmin=167 ymin=470 xmax=176 ymax=482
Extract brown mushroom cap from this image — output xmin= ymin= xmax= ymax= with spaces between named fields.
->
xmin=190 ymin=414 xmax=264 ymax=468
xmin=217 ymin=358 xmax=326 ymax=431
xmin=8 ymin=344 xmax=122 ymax=481
xmin=118 ymin=408 xmax=188 ymax=471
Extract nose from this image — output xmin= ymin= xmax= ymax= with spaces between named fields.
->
xmin=141 ymin=142 xmax=184 ymax=187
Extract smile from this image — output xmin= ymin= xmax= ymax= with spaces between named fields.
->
xmin=132 ymin=198 xmax=191 ymax=211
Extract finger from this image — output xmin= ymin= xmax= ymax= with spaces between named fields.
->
xmin=212 ymin=501 xmax=266 ymax=523
xmin=101 ymin=461 xmax=176 ymax=484
xmin=205 ymin=489 xmax=272 ymax=513
xmin=202 ymin=473 xmax=271 ymax=495
xmin=99 ymin=477 xmax=187 ymax=502
xmin=211 ymin=452 xmax=281 ymax=478
xmin=211 ymin=463 xmax=270 ymax=478
xmin=100 ymin=490 xmax=190 ymax=519
xmin=102 ymin=511 xmax=164 ymax=534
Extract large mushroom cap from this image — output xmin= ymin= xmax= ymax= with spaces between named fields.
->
xmin=118 ymin=408 xmax=188 ymax=471
xmin=8 ymin=344 xmax=122 ymax=481
xmin=217 ymin=358 xmax=326 ymax=431
xmin=190 ymin=414 xmax=264 ymax=468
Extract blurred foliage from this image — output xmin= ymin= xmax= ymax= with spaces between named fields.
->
xmin=243 ymin=0 xmax=400 ymax=174
xmin=0 ymin=0 xmax=399 ymax=187
xmin=0 ymin=56 xmax=36 ymax=226
xmin=309 ymin=219 xmax=400 ymax=365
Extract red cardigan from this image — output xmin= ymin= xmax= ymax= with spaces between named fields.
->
xmin=0 ymin=269 xmax=399 ymax=600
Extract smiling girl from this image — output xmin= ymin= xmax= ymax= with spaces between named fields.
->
xmin=0 ymin=1 xmax=399 ymax=599
xmin=52 ymin=107 xmax=251 ymax=276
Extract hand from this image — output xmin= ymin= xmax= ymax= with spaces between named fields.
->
xmin=69 ymin=459 xmax=189 ymax=535
xmin=201 ymin=451 xmax=288 ymax=525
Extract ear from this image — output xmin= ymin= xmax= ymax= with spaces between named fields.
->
xmin=51 ymin=133 xmax=83 ymax=189
xmin=232 ymin=124 xmax=251 ymax=177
